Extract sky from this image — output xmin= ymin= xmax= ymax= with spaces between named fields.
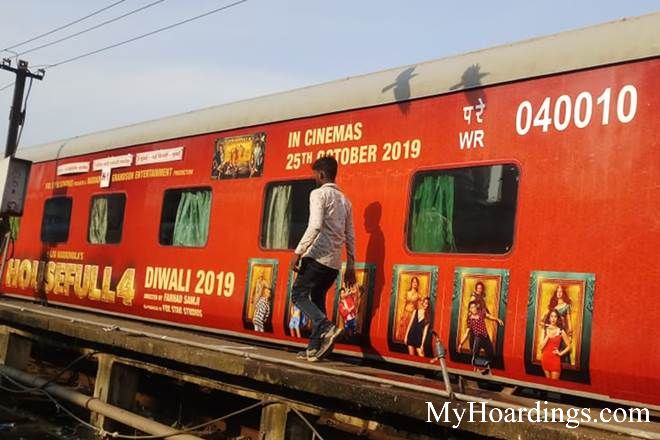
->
xmin=0 ymin=0 xmax=658 ymax=149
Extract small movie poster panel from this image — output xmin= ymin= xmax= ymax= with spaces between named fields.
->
xmin=525 ymin=271 xmax=595 ymax=383
xmin=448 ymin=268 xmax=508 ymax=370
xmin=284 ymin=269 xmax=309 ymax=339
xmin=284 ymin=265 xmax=336 ymax=340
xmin=332 ymin=262 xmax=376 ymax=345
xmin=387 ymin=264 xmax=438 ymax=358
xmin=211 ymin=132 xmax=266 ymax=179
xmin=243 ymin=259 xmax=278 ymax=332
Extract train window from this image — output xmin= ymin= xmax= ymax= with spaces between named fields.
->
xmin=261 ymin=179 xmax=316 ymax=249
xmin=41 ymin=197 xmax=73 ymax=243
xmin=159 ymin=187 xmax=211 ymax=247
xmin=407 ymin=164 xmax=519 ymax=254
xmin=88 ymin=194 xmax=126 ymax=244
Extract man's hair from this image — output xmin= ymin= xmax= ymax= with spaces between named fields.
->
xmin=312 ymin=156 xmax=338 ymax=179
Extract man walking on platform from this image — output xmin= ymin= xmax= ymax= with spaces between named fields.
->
xmin=291 ymin=156 xmax=356 ymax=362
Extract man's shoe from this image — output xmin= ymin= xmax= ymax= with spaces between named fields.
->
xmin=296 ymin=348 xmax=318 ymax=361
xmin=318 ymin=323 xmax=335 ymax=339
xmin=313 ymin=325 xmax=343 ymax=360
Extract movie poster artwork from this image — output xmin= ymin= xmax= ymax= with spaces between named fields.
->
xmin=387 ymin=264 xmax=438 ymax=358
xmin=525 ymin=271 xmax=595 ymax=383
xmin=211 ymin=132 xmax=266 ymax=179
xmin=332 ymin=262 xmax=375 ymax=345
xmin=285 ymin=269 xmax=306 ymax=339
xmin=448 ymin=268 xmax=509 ymax=370
xmin=283 ymin=266 xmax=335 ymax=339
xmin=243 ymin=259 xmax=278 ymax=332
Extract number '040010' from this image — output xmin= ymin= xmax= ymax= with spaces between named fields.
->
xmin=515 ymin=85 xmax=637 ymax=136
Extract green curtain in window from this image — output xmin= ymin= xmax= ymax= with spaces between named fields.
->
xmin=410 ymin=175 xmax=456 ymax=252
xmin=173 ymin=190 xmax=211 ymax=247
xmin=89 ymin=197 xmax=108 ymax=244
xmin=264 ymin=185 xmax=292 ymax=248
xmin=9 ymin=216 xmax=19 ymax=240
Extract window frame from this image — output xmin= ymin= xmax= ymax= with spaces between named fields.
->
xmin=158 ymin=186 xmax=213 ymax=248
xmin=259 ymin=178 xmax=317 ymax=251
xmin=40 ymin=196 xmax=73 ymax=244
xmin=404 ymin=161 xmax=520 ymax=256
xmin=87 ymin=192 xmax=127 ymax=245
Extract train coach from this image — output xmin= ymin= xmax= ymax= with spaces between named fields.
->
xmin=2 ymin=13 xmax=659 ymax=408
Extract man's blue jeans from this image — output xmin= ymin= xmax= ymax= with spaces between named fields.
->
xmin=291 ymin=257 xmax=338 ymax=350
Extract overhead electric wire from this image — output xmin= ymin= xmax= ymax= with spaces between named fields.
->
xmin=0 ymin=82 xmax=15 ymax=93
xmin=45 ymin=0 xmax=248 ymax=69
xmin=2 ymin=0 xmax=129 ymax=53
xmin=17 ymin=0 xmax=169 ymax=57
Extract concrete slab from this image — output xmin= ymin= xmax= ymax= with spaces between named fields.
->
xmin=0 ymin=297 xmax=657 ymax=440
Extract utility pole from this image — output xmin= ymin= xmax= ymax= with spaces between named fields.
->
xmin=0 ymin=59 xmax=40 ymax=279
xmin=1 ymin=58 xmax=44 ymax=158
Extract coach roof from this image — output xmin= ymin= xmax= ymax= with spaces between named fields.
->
xmin=17 ymin=12 xmax=660 ymax=163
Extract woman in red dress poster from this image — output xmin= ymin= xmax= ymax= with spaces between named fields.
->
xmin=540 ymin=309 xmax=572 ymax=379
